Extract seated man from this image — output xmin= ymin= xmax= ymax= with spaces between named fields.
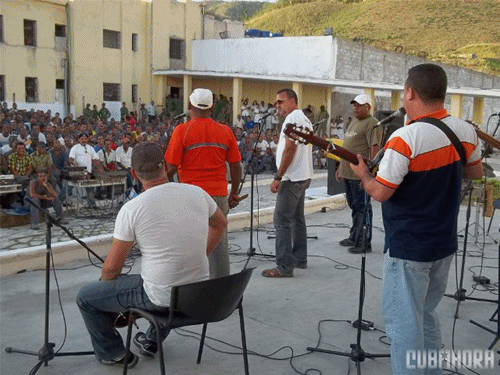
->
xmin=26 ymin=170 xmax=66 ymax=230
xmin=76 ymin=142 xmax=226 ymax=368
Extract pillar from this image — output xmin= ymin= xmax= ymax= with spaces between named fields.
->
xmin=183 ymin=75 xmax=192 ymax=113
xmin=450 ymin=94 xmax=463 ymax=119
xmin=232 ymin=77 xmax=243 ymax=125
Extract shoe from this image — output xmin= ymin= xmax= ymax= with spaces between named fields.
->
xmin=133 ymin=332 xmax=158 ymax=358
xmin=56 ymin=217 xmax=69 ymax=225
xmin=30 ymin=225 xmax=40 ymax=230
xmin=262 ymin=268 xmax=293 ymax=278
xmin=295 ymin=263 xmax=307 ymax=269
xmin=348 ymin=245 xmax=372 ymax=254
xmin=98 ymin=352 xmax=138 ymax=368
xmin=339 ymin=238 xmax=355 ymax=247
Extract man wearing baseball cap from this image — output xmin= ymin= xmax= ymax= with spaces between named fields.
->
xmin=165 ymin=88 xmax=242 ymax=278
xmin=77 ymin=142 xmax=226 ymax=366
xmin=335 ymin=94 xmax=382 ymax=254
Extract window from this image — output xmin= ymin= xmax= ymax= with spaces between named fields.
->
xmin=132 ymin=84 xmax=138 ymax=103
xmin=0 ymin=75 xmax=5 ymax=102
xmin=169 ymin=38 xmax=183 ymax=60
xmin=132 ymin=33 xmax=138 ymax=52
xmin=25 ymin=77 xmax=38 ymax=102
xmin=24 ymin=19 xmax=37 ymax=46
xmin=55 ymin=24 xmax=66 ymax=38
xmin=103 ymin=29 xmax=121 ymax=49
xmin=0 ymin=15 xmax=3 ymax=43
xmin=56 ymin=79 xmax=65 ymax=90
xmin=103 ymin=83 xmax=120 ymax=101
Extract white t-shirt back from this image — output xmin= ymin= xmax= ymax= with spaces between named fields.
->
xmin=113 ymin=183 xmax=217 ymax=307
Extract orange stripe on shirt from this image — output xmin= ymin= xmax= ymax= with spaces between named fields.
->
xmin=385 ymin=136 xmax=412 ymax=158
xmin=375 ymin=175 xmax=399 ymax=189
xmin=409 ymin=144 xmax=460 ymax=171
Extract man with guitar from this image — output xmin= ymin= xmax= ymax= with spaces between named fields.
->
xmin=350 ymin=64 xmax=483 ymax=374
xmin=336 ymin=94 xmax=382 ymax=254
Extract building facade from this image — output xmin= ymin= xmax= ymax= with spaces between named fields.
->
xmin=0 ymin=0 xmax=203 ymax=119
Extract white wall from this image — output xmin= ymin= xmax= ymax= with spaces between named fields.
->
xmin=192 ymin=36 xmax=335 ymax=80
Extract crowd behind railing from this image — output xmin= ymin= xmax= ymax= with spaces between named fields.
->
xmin=0 ymin=95 xmax=348 ymax=227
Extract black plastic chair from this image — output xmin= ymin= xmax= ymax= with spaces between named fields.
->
xmin=123 ymin=267 xmax=255 ymax=375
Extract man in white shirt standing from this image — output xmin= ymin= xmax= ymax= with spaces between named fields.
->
xmin=262 ymin=88 xmax=314 ymax=278
xmin=147 ymin=100 xmax=156 ymax=122
xmin=69 ymin=132 xmax=100 ymax=208
xmin=76 ymin=142 xmax=226 ymax=367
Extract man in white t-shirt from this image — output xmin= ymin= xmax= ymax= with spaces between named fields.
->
xmin=115 ymin=136 xmax=134 ymax=188
xmin=262 ymin=88 xmax=313 ymax=278
xmin=77 ymin=142 xmax=226 ymax=368
xmin=69 ymin=132 xmax=100 ymax=208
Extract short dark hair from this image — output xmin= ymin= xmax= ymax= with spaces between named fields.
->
xmin=405 ymin=63 xmax=447 ymax=103
xmin=277 ymin=88 xmax=298 ymax=104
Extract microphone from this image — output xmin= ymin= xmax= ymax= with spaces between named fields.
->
xmin=258 ymin=112 xmax=273 ymax=121
xmin=377 ymin=107 xmax=406 ymax=126
xmin=173 ymin=112 xmax=188 ymax=120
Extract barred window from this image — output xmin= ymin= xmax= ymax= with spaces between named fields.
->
xmin=24 ymin=19 xmax=37 ymax=46
xmin=103 ymin=83 xmax=120 ymax=101
xmin=103 ymin=29 xmax=121 ymax=49
xmin=132 ymin=33 xmax=138 ymax=52
xmin=169 ymin=38 xmax=183 ymax=60
xmin=55 ymin=24 xmax=66 ymax=37
xmin=132 ymin=84 xmax=138 ymax=103
xmin=0 ymin=75 xmax=5 ymax=101
xmin=25 ymin=77 xmax=38 ymax=102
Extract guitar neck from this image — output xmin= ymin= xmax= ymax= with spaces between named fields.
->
xmin=465 ymin=120 xmax=500 ymax=151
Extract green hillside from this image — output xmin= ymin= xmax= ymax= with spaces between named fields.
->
xmin=204 ymin=1 xmax=265 ymax=22
xmin=244 ymin=0 xmax=500 ymax=76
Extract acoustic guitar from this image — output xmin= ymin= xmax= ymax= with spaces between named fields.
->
xmin=466 ymin=120 xmax=500 ymax=151
xmin=283 ymin=123 xmax=382 ymax=173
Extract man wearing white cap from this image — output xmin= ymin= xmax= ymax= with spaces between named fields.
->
xmin=165 ymin=88 xmax=242 ymax=278
xmin=335 ymin=94 xmax=381 ymax=254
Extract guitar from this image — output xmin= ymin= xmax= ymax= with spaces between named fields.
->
xmin=283 ymin=123 xmax=382 ymax=172
xmin=465 ymin=120 xmax=500 ymax=151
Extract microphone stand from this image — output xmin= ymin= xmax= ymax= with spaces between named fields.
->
xmin=242 ymin=114 xmax=276 ymax=269
xmin=444 ymin=181 xmax=497 ymax=320
xmin=469 ymin=230 xmax=500 ymax=350
xmin=307 ymin=193 xmax=389 ymax=374
xmin=5 ymin=196 xmax=104 ymax=374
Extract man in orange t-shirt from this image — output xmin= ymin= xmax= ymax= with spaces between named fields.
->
xmin=165 ymin=88 xmax=242 ymax=278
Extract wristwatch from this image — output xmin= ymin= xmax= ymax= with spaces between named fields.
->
xmin=274 ymin=174 xmax=282 ymax=181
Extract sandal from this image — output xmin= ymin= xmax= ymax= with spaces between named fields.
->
xmin=262 ymin=268 xmax=293 ymax=278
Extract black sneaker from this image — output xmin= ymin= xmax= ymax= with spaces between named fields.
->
xmin=339 ymin=238 xmax=355 ymax=247
xmin=98 ymin=352 xmax=138 ymax=368
xmin=133 ymin=332 xmax=158 ymax=357
xmin=348 ymin=245 xmax=372 ymax=254
xmin=295 ymin=263 xmax=307 ymax=269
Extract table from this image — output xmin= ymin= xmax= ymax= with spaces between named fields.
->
xmin=66 ymin=176 xmax=126 ymax=215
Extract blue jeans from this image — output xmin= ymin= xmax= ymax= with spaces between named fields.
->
xmin=76 ymin=274 xmax=169 ymax=361
xmin=383 ymin=252 xmax=453 ymax=375
xmin=25 ymin=196 xmax=64 ymax=226
xmin=344 ymin=178 xmax=372 ymax=246
xmin=274 ymin=179 xmax=311 ymax=274
xmin=209 ymin=196 xmax=230 ymax=278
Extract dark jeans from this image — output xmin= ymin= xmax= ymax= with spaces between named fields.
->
xmin=344 ymin=178 xmax=372 ymax=246
xmin=76 ymin=275 xmax=169 ymax=361
xmin=274 ymin=179 xmax=311 ymax=274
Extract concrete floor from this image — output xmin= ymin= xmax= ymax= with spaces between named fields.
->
xmin=1 ymin=195 xmax=499 ymax=375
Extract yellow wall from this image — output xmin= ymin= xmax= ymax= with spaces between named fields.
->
xmin=0 ymin=0 xmax=67 ymax=104
xmin=0 ymin=0 xmax=202 ymax=116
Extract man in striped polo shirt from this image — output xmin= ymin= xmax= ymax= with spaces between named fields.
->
xmin=351 ymin=64 xmax=483 ymax=375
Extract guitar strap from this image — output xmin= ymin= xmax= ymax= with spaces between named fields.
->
xmin=413 ymin=117 xmax=467 ymax=166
